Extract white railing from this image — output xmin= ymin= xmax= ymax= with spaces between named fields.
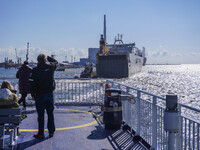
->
xmin=179 ymin=104 xmax=200 ymax=150
xmin=54 ymin=78 xmax=105 ymax=105
xmin=0 ymin=78 xmax=105 ymax=106
xmin=1 ymin=77 xmax=200 ymax=149
xmin=106 ymin=79 xmax=200 ymax=150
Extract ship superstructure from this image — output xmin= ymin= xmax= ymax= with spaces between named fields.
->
xmin=96 ymin=15 xmax=146 ymax=78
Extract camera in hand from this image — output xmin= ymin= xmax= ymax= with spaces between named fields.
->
xmin=47 ymin=56 xmax=56 ymax=62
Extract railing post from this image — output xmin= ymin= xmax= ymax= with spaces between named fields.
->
xmin=78 ymin=82 xmax=81 ymax=103
xmin=118 ymin=83 xmax=120 ymax=89
xmin=164 ymin=95 xmax=179 ymax=150
xmin=137 ymin=90 xmax=141 ymax=135
xmin=111 ymin=82 xmax=114 ymax=87
xmin=126 ymin=87 xmax=130 ymax=125
xmin=126 ymin=87 xmax=130 ymax=94
xmin=152 ymin=96 xmax=157 ymax=149
xmin=106 ymin=79 xmax=109 ymax=85
xmin=176 ymin=104 xmax=182 ymax=150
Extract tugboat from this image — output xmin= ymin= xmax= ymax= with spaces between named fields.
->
xmin=80 ymin=63 xmax=95 ymax=78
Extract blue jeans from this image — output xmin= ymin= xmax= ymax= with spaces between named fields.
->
xmin=35 ymin=92 xmax=55 ymax=134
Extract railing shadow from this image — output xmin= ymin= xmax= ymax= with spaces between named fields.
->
xmin=88 ymin=113 xmax=148 ymax=150
xmin=3 ymin=136 xmax=49 ymax=150
xmin=14 ymin=137 xmax=49 ymax=149
xmin=87 ymin=125 xmax=147 ymax=150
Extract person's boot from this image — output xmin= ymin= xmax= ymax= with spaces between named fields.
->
xmin=49 ymin=132 xmax=54 ymax=138
xmin=33 ymin=133 xmax=45 ymax=139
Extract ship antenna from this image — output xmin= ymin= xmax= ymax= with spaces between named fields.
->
xmin=114 ymin=34 xmax=124 ymax=44
xmin=120 ymin=34 xmax=124 ymax=44
xmin=103 ymin=15 xmax=106 ymax=43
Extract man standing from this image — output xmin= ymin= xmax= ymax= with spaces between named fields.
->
xmin=16 ymin=61 xmax=32 ymax=110
xmin=30 ymin=54 xmax=58 ymax=139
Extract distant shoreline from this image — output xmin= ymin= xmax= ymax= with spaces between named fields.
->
xmin=146 ymin=64 xmax=181 ymax=65
xmin=146 ymin=63 xmax=200 ymax=65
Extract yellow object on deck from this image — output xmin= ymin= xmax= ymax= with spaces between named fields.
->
xmin=104 ymin=45 xmax=109 ymax=53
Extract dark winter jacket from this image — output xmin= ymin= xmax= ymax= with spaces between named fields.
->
xmin=30 ymin=60 xmax=58 ymax=97
xmin=16 ymin=64 xmax=32 ymax=93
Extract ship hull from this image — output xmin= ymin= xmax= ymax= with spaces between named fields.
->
xmin=96 ymin=53 xmax=143 ymax=78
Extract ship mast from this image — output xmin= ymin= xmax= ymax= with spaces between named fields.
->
xmin=103 ymin=15 xmax=106 ymax=43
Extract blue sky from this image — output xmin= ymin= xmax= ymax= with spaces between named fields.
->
xmin=0 ymin=0 xmax=200 ymax=64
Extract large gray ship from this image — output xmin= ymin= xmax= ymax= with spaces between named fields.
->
xmin=96 ymin=15 xmax=146 ymax=78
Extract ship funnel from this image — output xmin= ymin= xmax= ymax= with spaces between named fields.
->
xmin=103 ymin=15 xmax=106 ymax=42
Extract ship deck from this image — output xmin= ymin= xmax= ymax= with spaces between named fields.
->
xmin=3 ymin=106 xmax=147 ymax=150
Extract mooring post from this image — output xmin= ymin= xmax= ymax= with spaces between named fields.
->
xmin=164 ymin=95 xmax=179 ymax=150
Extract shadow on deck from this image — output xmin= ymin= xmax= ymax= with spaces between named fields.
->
xmin=3 ymin=106 xmax=148 ymax=150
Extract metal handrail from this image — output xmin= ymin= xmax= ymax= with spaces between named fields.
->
xmin=1 ymin=77 xmax=200 ymax=149
xmin=106 ymin=79 xmax=200 ymax=150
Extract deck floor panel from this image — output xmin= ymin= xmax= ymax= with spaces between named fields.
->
xmin=3 ymin=106 xmax=147 ymax=150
